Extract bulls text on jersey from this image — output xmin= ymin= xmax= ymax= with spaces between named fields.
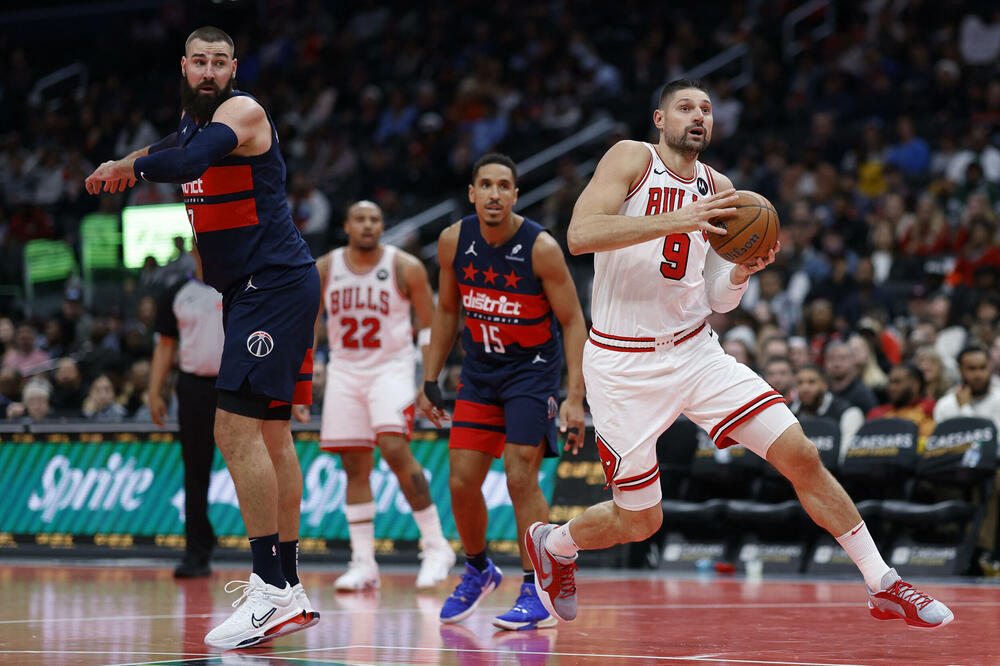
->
xmin=328 ymin=286 xmax=390 ymax=315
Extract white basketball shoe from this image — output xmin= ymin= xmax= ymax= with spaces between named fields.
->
xmin=335 ymin=558 xmax=380 ymax=591
xmin=204 ymin=574 xmax=306 ymax=649
xmin=416 ymin=538 xmax=457 ymax=588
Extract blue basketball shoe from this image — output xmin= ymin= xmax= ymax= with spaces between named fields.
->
xmin=439 ymin=559 xmax=503 ymax=624
xmin=492 ymin=582 xmax=558 ymax=630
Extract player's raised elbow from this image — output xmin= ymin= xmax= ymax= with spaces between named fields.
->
xmin=566 ymin=221 xmax=589 ymax=255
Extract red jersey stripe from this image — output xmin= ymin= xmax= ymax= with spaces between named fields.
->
xmin=625 ymin=154 xmax=653 ymax=201
xmin=459 ymin=285 xmax=552 ymax=319
xmin=587 ymin=337 xmax=652 ymax=353
xmin=292 ymin=379 xmax=312 ymax=405
xmin=199 ymin=165 xmax=254 ymax=196
xmin=704 ymin=165 xmax=716 ymax=194
xmin=452 ymin=399 xmax=505 ymax=427
xmin=299 ymin=348 xmax=314 ymax=375
xmin=590 ymin=327 xmax=655 ymax=342
xmin=714 ymin=396 xmax=786 ymax=447
xmin=709 ymin=390 xmax=783 ymax=440
xmin=189 ymin=199 xmax=260 ymax=232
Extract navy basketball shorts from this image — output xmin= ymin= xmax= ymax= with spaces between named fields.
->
xmin=217 ymin=263 xmax=320 ymax=408
xmin=449 ymin=354 xmax=561 ymax=458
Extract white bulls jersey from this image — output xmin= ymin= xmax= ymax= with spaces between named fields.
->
xmin=324 ymin=245 xmax=415 ymax=370
xmin=591 ymin=143 xmax=722 ymax=339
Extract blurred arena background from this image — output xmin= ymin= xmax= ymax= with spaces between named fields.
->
xmin=1 ymin=0 xmax=1000 ymax=580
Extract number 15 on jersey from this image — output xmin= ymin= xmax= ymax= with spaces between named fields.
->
xmin=479 ymin=323 xmax=505 ymax=354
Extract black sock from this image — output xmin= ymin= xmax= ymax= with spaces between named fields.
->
xmin=466 ymin=551 xmax=489 ymax=572
xmin=523 ymin=570 xmax=535 ymax=585
xmin=280 ymin=540 xmax=300 ymax=587
xmin=249 ymin=533 xmax=285 ymax=589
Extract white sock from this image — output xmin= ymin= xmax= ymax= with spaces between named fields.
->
xmin=344 ymin=501 xmax=376 ymax=564
xmin=545 ymin=521 xmax=580 ymax=560
xmin=412 ymin=504 xmax=447 ymax=546
xmin=835 ymin=521 xmax=891 ymax=590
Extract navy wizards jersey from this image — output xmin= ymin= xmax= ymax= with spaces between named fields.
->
xmin=179 ymin=90 xmax=313 ymax=292
xmin=454 ymin=215 xmax=560 ymax=364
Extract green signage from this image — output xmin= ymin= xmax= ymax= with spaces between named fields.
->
xmin=0 ymin=433 xmax=558 ymax=547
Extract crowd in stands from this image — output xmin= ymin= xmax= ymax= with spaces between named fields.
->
xmin=1 ymin=1 xmax=1000 ymax=439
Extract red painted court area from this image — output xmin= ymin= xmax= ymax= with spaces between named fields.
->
xmin=1 ymin=562 xmax=998 ymax=665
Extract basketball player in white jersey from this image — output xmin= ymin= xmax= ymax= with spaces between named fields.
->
xmin=524 ymin=79 xmax=953 ymax=629
xmin=316 ymin=201 xmax=456 ymax=591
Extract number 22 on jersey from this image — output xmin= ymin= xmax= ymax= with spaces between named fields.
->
xmin=341 ymin=316 xmax=381 ymax=348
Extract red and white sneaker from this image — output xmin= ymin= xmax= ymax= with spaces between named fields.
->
xmin=867 ymin=568 xmax=954 ymax=628
xmin=524 ymin=522 xmax=578 ymax=622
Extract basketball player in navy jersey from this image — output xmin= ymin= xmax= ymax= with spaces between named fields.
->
xmin=417 ymin=153 xmax=586 ymax=631
xmin=523 ymin=78 xmax=953 ymax=630
xmin=85 ymin=26 xmax=321 ymax=648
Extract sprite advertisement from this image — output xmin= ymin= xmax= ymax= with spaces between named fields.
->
xmin=0 ymin=429 xmax=560 ymax=554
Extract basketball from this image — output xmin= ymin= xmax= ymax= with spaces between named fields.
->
xmin=708 ymin=190 xmax=780 ymax=264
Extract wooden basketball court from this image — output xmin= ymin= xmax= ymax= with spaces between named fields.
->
xmin=2 ymin=560 xmax=999 ymax=665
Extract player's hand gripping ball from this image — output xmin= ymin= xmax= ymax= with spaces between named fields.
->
xmin=708 ymin=190 xmax=780 ymax=264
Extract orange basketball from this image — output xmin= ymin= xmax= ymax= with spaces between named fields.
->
xmin=708 ymin=190 xmax=780 ymax=264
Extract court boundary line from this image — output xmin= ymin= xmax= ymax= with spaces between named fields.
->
xmin=4 ymin=599 xmax=1000 ymax=625
xmin=15 ymin=645 xmax=880 ymax=666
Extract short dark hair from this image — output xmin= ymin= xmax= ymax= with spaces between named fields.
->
xmin=185 ymin=26 xmax=235 ymax=56
xmin=895 ymin=362 xmax=925 ymax=392
xmin=471 ymin=152 xmax=517 ymax=186
xmin=764 ymin=356 xmax=794 ymax=372
xmin=797 ymin=363 xmax=829 ymax=383
xmin=658 ymin=78 xmax=709 ymax=108
xmin=958 ymin=344 xmax=989 ymax=366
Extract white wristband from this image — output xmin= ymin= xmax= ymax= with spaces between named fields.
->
xmin=417 ymin=328 xmax=432 ymax=347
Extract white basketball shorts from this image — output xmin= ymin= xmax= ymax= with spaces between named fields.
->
xmin=583 ymin=324 xmax=797 ymax=511
xmin=320 ymin=355 xmax=416 ymax=451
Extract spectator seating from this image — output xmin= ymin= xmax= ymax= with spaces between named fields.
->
xmin=880 ymin=417 xmax=998 ymax=575
xmin=657 ymin=422 xmax=764 ymax=571
xmin=808 ymin=418 xmax=918 ymax=576
xmin=725 ymin=417 xmax=842 ymax=573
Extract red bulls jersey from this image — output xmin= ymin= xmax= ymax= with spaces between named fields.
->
xmin=454 ymin=215 xmax=560 ymax=364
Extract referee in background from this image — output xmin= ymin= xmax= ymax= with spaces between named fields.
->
xmin=149 ymin=243 xmax=225 ymax=578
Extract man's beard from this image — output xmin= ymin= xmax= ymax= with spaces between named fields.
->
xmin=181 ymin=78 xmax=233 ymax=123
xmin=664 ymin=126 xmax=710 ymax=157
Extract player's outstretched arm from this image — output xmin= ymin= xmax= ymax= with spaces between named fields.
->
xmin=417 ymin=224 xmax=462 ymax=427
xmin=567 ymin=140 xmax=736 ymax=255
xmin=125 ymin=96 xmax=265 ymax=187
xmin=84 ymin=132 xmax=180 ymax=195
xmin=534 ymin=233 xmax=587 ymax=454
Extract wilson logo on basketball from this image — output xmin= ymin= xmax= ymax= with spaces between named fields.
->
xmin=246 ymin=330 xmax=275 ymax=357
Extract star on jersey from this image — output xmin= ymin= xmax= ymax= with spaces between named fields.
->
xmin=462 ymin=263 xmax=478 ymax=281
xmin=465 ymin=241 xmax=478 ymax=256
xmin=503 ymin=269 xmax=521 ymax=288
xmin=482 ymin=265 xmax=498 ymax=284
